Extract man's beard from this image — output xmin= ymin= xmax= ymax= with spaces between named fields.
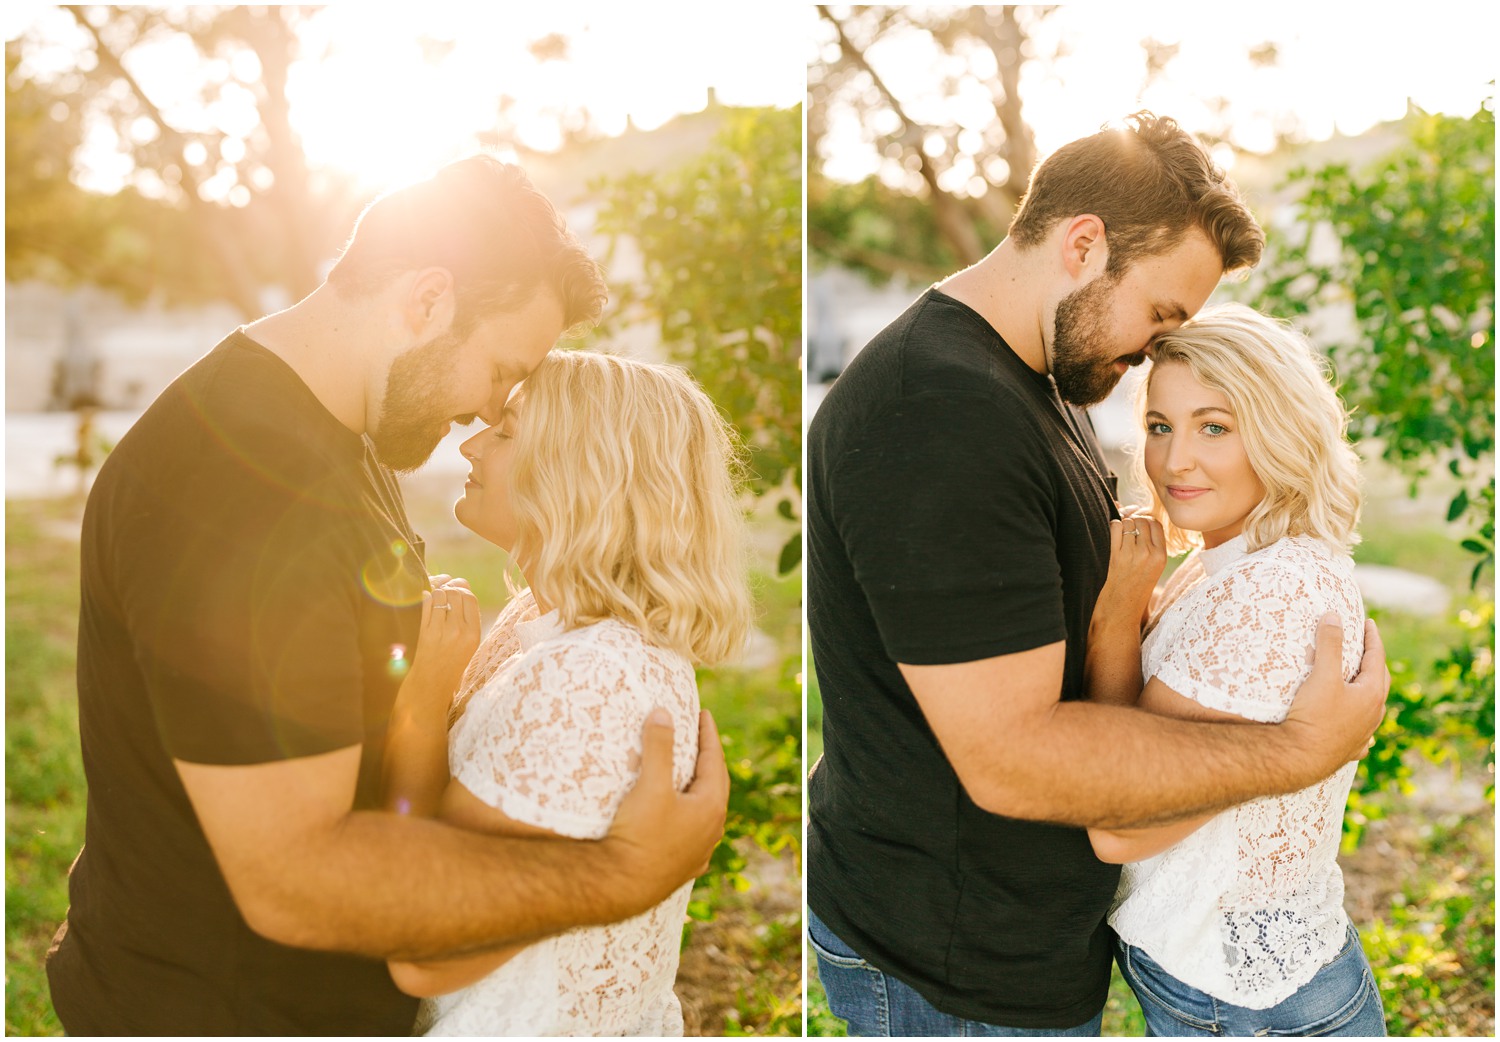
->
xmin=370 ymin=330 xmax=468 ymax=473
xmin=1050 ymin=274 xmax=1140 ymax=407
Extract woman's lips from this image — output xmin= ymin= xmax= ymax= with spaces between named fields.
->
xmin=1166 ymin=485 xmax=1209 ymax=500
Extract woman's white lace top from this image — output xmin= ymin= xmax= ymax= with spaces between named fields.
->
xmin=415 ymin=588 xmax=699 ymax=1037
xmin=1108 ymin=535 xmax=1364 ymax=1009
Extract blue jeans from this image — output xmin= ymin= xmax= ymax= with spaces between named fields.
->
xmin=1115 ymin=923 xmax=1387 ymax=1036
xmin=808 ymin=908 xmax=1105 ymax=1037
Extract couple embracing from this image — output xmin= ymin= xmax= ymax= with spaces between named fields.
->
xmin=808 ymin=113 xmax=1391 ymax=1037
xmin=45 ymin=157 xmax=751 ymax=1035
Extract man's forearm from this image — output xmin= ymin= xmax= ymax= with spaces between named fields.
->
xmin=247 ymin=811 xmax=650 ymax=959
xmin=969 ymin=701 xmax=1307 ymax=829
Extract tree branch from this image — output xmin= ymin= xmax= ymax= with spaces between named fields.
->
xmin=817 ymin=5 xmax=984 ymax=264
xmin=62 ymin=5 xmax=264 ymax=318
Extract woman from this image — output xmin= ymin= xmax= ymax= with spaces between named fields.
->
xmin=378 ymin=350 xmax=753 ymax=1036
xmin=1082 ymin=304 xmax=1386 ymax=1036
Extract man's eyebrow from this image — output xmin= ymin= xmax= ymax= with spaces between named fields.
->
xmin=1158 ymin=300 xmax=1189 ymax=321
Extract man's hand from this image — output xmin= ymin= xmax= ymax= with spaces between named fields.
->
xmin=1282 ymin=615 xmax=1390 ymax=777
xmin=602 ymin=709 xmax=729 ymax=915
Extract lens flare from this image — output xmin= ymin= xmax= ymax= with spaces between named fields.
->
xmin=387 ymin=643 xmax=409 ymax=679
xmin=361 ymin=539 xmax=425 ymax=607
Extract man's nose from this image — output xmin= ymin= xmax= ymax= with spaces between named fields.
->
xmin=477 ymin=383 xmax=512 ymax=426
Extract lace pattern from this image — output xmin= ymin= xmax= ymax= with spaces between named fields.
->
xmin=417 ymin=589 xmax=697 ymax=1036
xmin=1109 ymin=536 xmax=1364 ymax=1009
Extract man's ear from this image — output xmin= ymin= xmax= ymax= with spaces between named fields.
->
xmin=1060 ymin=215 xmax=1108 ymax=280
xmin=403 ymin=267 xmax=457 ymax=338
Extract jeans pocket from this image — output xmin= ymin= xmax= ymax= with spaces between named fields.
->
xmin=1117 ymin=942 xmax=1220 ymax=1032
xmin=807 ymin=910 xmax=873 ymax=969
xmin=1258 ymin=936 xmax=1384 ymax=1038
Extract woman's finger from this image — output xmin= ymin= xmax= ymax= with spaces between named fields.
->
xmin=429 ymin=589 xmax=453 ymax=627
xmin=457 ymin=589 xmax=478 ymax=630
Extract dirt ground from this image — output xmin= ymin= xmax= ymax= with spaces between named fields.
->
xmin=1339 ymin=760 xmax=1495 ymax=1037
xmin=678 ymin=845 xmax=803 ymax=1036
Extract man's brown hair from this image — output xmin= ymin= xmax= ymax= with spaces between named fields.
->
xmin=326 ymin=156 xmax=607 ymax=335
xmin=1008 ymin=112 xmax=1263 ymax=276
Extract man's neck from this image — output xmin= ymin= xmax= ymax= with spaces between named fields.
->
xmin=936 ymin=238 xmax=1049 ymax=376
xmin=243 ymin=284 xmax=382 ymax=436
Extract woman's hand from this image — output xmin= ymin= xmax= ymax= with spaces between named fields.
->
xmin=1083 ymin=510 xmax=1165 ymax=706
xmin=403 ymin=576 xmax=482 ymax=705
xmin=382 ymin=576 xmax=481 ymax=817
xmin=1098 ymin=510 xmax=1167 ymax=629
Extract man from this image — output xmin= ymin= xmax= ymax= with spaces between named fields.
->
xmin=806 ymin=113 xmax=1390 ymax=1035
xmin=45 ymin=156 xmax=728 ymax=1034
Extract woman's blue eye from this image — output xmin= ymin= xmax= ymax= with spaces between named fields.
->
xmin=1146 ymin=422 xmax=1171 ymax=435
xmin=1203 ymin=423 xmax=1228 ymax=436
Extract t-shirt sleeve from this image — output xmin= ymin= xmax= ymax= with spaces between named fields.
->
xmin=832 ymin=391 xmax=1065 ymax=665
xmin=1153 ymin=561 xmax=1325 ymax=722
xmin=452 ymin=643 xmax=647 ymax=839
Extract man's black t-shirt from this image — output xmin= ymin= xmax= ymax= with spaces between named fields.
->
xmin=46 ymin=332 xmax=428 ymax=1035
xmin=807 ymin=289 xmax=1119 ymax=1028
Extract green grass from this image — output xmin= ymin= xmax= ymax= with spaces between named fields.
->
xmin=6 ymin=498 xmax=88 ymax=1037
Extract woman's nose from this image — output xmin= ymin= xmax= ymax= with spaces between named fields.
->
xmin=1164 ymin=435 xmax=1193 ymax=474
xmin=459 ymin=429 xmax=487 ymax=461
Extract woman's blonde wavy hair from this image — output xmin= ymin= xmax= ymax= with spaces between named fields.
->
xmin=1136 ymin=303 xmax=1362 ymax=555
xmin=505 ymin=349 xmax=753 ymax=666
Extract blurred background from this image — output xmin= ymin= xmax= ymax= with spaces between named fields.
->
xmin=806 ymin=5 xmax=1494 ymax=1037
xmin=5 ymin=4 xmax=801 ymax=1035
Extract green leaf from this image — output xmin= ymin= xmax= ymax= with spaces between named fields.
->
xmin=1448 ymin=490 xmax=1470 ymax=522
xmin=777 ymin=534 xmax=801 ymax=575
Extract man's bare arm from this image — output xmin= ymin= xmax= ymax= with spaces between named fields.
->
xmin=386 ymin=782 xmax=562 ymax=997
xmin=1086 ymin=675 xmax=1250 ymax=861
xmin=175 ymin=709 xmax=727 ymax=961
xmin=903 ymin=615 xmax=1387 ymax=829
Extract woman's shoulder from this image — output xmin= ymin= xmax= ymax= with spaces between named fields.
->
xmin=1223 ymin=535 xmax=1353 ymax=582
xmin=1217 ymin=536 xmax=1362 ymax=616
xmin=523 ymin=616 xmax=695 ymax=681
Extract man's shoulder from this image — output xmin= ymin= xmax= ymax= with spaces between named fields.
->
xmin=109 ymin=333 xmax=362 ymax=494
xmin=813 ymin=292 xmax=1045 ymax=452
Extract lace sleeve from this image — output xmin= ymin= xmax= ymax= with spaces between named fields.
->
xmin=453 ymin=641 xmax=649 ymax=840
xmin=1153 ymin=561 xmax=1320 ymax=722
